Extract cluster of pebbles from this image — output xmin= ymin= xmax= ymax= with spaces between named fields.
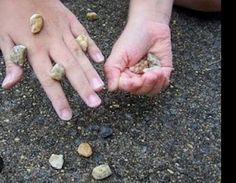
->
xmin=48 ymin=127 xmax=113 ymax=180
xmin=129 ymin=53 xmax=162 ymax=74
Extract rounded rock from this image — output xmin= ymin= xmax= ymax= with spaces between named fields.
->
xmin=49 ymin=154 xmax=64 ymax=170
xmin=92 ymin=164 xmax=112 ymax=180
xmin=86 ymin=12 xmax=98 ymax=21
xmin=99 ymin=126 xmax=113 ymax=138
xmin=30 ymin=14 xmax=44 ymax=34
xmin=147 ymin=53 xmax=161 ymax=67
xmin=10 ymin=45 xmax=27 ymax=66
xmin=76 ymin=35 xmax=88 ymax=52
xmin=49 ymin=63 xmax=65 ymax=81
xmin=77 ymin=143 xmax=92 ymax=157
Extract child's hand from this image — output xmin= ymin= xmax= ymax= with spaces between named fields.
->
xmin=0 ymin=0 xmax=104 ymax=120
xmin=104 ymin=20 xmax=173 ymax=95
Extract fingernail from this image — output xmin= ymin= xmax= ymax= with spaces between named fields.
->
xmin=2 ymin=74 xmax=12 ymax=88
xmin=60 ymin=109 xmax=72 ymax=121
xmin=92 ymin=78 xmax=104 ymax=90
xmin=87 ymin=95 xmax=101 ymax=107
xmin=95 ymin=53 xmax=105 ymax=63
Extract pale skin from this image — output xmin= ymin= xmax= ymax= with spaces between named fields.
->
xmin=0 ymin=0 xmax=221 ymax=120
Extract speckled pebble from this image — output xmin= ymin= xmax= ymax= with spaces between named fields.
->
xmin=147 ymin=53 xmax=161 ymax=67
xmin=129 ymin=53 xmax=161 ymax=74
xmin=99 ymin=126 xmax=113 ymax=138
xmin=92 ymin=164 xmax=112 ymax=180
xmin=77 ymin=143 xmax=92 ymax=157
xmin=129 ymin=59 xmax=149 ymax=74
xmin=0 ymin=156 xmax=3 ymax=173
xmin=49 ymin=154 xmax=64 ymax=170
xmin=10 ymin=45 xmax=27 ymax=66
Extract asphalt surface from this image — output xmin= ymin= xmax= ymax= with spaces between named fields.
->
xmin=0 ymin=0 xmax=221 ymax=182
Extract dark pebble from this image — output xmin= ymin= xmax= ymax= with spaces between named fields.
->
xmin=99 ymin=126 xmax=113 ymax=138
xmin=0 ymin=156 xmax=4 ymax=173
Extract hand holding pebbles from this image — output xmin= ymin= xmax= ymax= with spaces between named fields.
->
xmin=30 ymin=14 xmax=44 ymax=34
xmin=49 ymin=63 xmax=65 ymax=81
xmin=76 ymin=35 xmax=88 ymax=52
xmin=129 ymin=53 xmax=161 ymax=74
xmin=10 ymin=45 xmax=27 ymax=66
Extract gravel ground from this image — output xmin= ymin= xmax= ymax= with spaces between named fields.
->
xmin=0 ymin=0 xmax=221 ymax=182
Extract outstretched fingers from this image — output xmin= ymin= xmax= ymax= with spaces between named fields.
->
xmin=69 ymin=17 xmax=104 ymax=63
xmin=29 ymin=52 xmax=72 ymax=121
xmin=49 ymin=43 xmax=102 ymax=108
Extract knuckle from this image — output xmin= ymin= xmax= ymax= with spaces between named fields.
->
xmin=40 ymin=76 xmax=56 ymax=89
xmin=64 ymin=58 xmax=78 ymax=70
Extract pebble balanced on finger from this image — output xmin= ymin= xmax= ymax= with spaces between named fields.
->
xmin=30 ymin=14 xmax=44 ymax=34
xmin=10 ymin=45 xmax=27 ymax=66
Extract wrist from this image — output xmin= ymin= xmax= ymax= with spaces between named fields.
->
xmin=128 ymin=0 xmax=174 ymax=25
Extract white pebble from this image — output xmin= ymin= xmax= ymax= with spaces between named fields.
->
xmin=49 ymin=154 xmax=64 ymax=170
xmin=92 ymin=164 xmax=112 ymax=180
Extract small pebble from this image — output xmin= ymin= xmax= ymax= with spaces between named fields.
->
xmin=167 ymin=169 xmax=174 ymax=174
xmin=129 ymin=53 xmax=161 ymax=74
xmin=76 ymin=34 xmax=88 ymax=52
xmin=92 ymin=164 xmax=112 ymax=180
xmin=86 ymin=12 xmax=98 ymax=21
xmin=14 ymin=137 xmax=20 ymax=142
xmin=77 ymin=143 xmax=92 ymax=157
xmin=10 ymin=45 xmax=27 ymax=66
xmin=49 ymin=63 xmax=65 ymax=81
xmin=99 ymin=126 xmax=113 ymax=138
xmin=30 ymin=14 xmax=44 ymax=34
xmin=0 ymin=156 xmax=3 ymax=173
xmin=49 ymin=154 xmax=64 ymax=170
xmin=147 ymin=53 xmax=161 ymax=67
xmin=129 ymin=59 xmax=149 ymax=74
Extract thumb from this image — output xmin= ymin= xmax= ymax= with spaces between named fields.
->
xmin=104 ymin=59 xmax=121 ymax=91
xmin=104 ymin=49 xmax=127 ymax=91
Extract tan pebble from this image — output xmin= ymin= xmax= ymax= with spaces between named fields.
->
xmin=49 ymin=63 xmax=65 ymax=81
xmin=76 ymin=34 xmax=88 ymax=52
xmin=129 ymin=60 xmax=149 ymax=74
xmin=86 ymin=12 xmax=98 ymax=21
xmin=77 ymin=143 xmax=92 ymax=157
xmin=30 ymin=14 xmax=44 ymax=34
xmin=10 ymin=45 xmax=27 ymax=66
